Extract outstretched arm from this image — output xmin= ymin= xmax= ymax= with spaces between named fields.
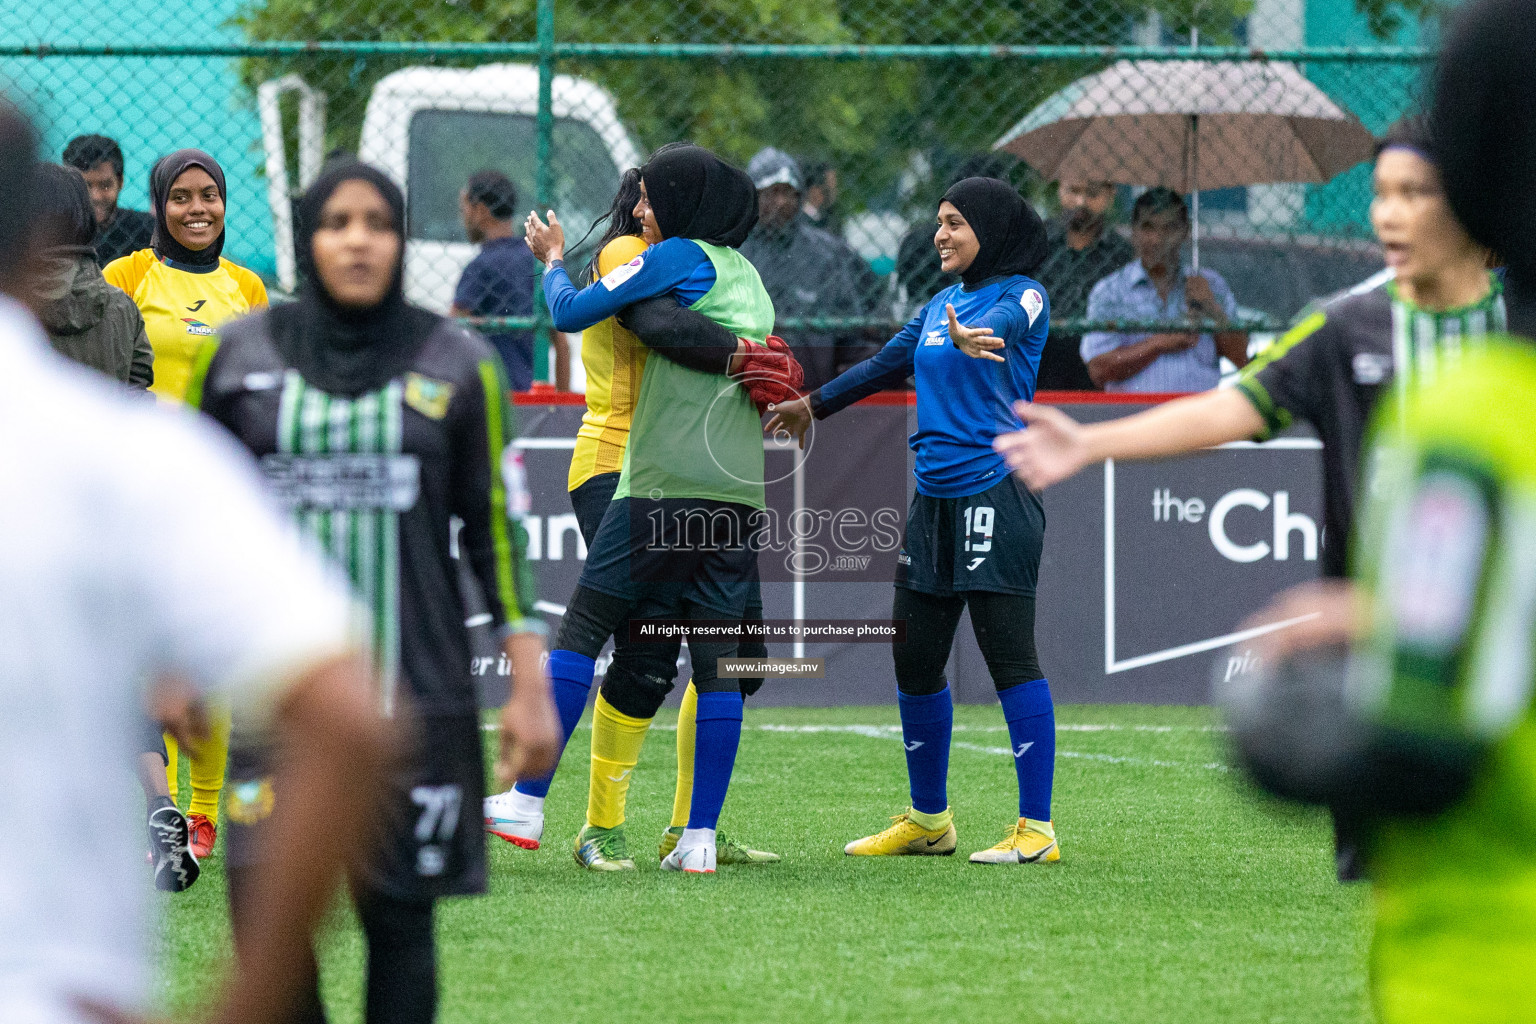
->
xmin=995 ymin=386 xmax=1265 ymax=490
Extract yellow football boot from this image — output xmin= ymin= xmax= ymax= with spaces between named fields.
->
xmin=844 ymin=809 xmax=956 ymax=856
xmin=968 ymin=818 xmax=1059 ymax=864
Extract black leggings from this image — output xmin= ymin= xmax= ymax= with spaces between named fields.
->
xmin=891 ymin=587 xmax=1042 ymax=697
xmin=227 ymin=866 xmax=437 ymax=1024
xmin=555 ymin=585 xmax=743 ymax=719
xmin=567 ymin=472 xmax=767 ymax=706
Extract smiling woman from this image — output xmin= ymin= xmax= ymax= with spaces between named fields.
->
xmin=100 ymin=148 xmax=268 ymax=864
xmin=103 ymin=149 xmax=268 ymax=406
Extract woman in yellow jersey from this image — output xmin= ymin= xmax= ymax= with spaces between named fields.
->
xmin=567 ymin=169 xmax=651 ymax=520
xmin=104 ymin=149 xmax=267 ymax=403
xmin=103 ymin=148 xmax=266 ymax=859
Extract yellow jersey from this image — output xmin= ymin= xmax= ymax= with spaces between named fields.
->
xmin=568 ymin=235 xmax=650 ymax=491
xmin=103 ymin=248 xmax=268 ymax=403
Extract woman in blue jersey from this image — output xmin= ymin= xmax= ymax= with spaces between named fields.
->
xmin=769 ymin=176 xmax=1059 ymax=863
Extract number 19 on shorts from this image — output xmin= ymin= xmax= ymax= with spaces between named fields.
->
xmin=964 ymin=506 xmax=994 ymax=552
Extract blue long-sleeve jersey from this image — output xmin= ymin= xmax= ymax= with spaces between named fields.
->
xmin=815 ymin=275 xmax=1049 ymax=497
xmin=542 ymin=237 xmax=717 ymax=332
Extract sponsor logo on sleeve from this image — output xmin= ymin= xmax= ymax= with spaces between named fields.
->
xmin=1020 ymin=288 xmax=1044 ymax=327
xmin=600 ymin=255 xmax=645 ymax=291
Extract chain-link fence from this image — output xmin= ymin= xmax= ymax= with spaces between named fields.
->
xmin=2 ymin=0 xmax=1436 ymax=385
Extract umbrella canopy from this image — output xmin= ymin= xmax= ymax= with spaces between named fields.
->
xmin=994 ymin=60 xmax=1376 ymax=191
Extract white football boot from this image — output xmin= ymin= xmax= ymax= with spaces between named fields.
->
xmin=660 ymin=835 xmax=717 ymax=874
xmin=483 ymin=789 xmax=545 ymax=850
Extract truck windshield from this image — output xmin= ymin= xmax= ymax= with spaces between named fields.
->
xmin=407 ymin=109 xmax=623 ymax=247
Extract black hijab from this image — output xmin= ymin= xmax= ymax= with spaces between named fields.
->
xmin=940 ymin=176 xmax=1049 ymax=287
xmin=270 ymin=161 xmax=440 ymax=397
xmin=640 ymin=145 xmax=758 ymax=248
xmin=1432 ymin=0 xmax=1536 ymax=335
xmin=150 ymin=149 xmax=226 ymax=268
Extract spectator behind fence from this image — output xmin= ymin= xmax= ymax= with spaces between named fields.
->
xmin=1080 ymin=187 xmax=1248 ymax=392
xmin=800 ymin=159 xmax=840 ymax=233
xmin=32 ymin=163 xmax=153 ymax=388
xmin=740 ymin=148 xmax=880 ymax=390
xmin=452 ymin=170 xmax=560 ymax=391
xmin=1033 ymin=180 xmax=1133 ymax=390
xmin=62 ymin=134 xmax=154 ymax=268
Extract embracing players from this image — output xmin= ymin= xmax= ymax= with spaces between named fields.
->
xmin=516 ymin=144 xmax=794 ymax=874
xmin=484 ymin=155 xmax=786 ymax=869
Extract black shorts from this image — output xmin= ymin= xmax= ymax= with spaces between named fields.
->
xmin=895 ymin=475 xmax=1044 ymax=597
xmin=570 ymin=471 xmax=622 ymax=549
xmin=225 ymin=712 xmax=486 ymax=901
xmin=579 ymin=495 xmax=760 ymax=618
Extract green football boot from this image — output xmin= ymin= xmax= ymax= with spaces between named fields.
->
xmin=658 ymin=826 xmax=780 ymax=865
xmin=573 ymin=823 xmax=636 ymax=871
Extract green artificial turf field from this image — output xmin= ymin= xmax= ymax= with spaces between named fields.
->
xmin=158 ymin=704 xmax=1373 ymax=1023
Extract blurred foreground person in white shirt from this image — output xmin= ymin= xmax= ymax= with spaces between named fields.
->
xmin=0 ymin=100 xmax=392 ymax=1024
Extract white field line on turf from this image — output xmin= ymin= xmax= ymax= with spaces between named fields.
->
xmin=479 ymin=721 xmax=1229 ymax=771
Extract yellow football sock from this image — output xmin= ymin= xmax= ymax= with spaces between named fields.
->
xmin=910 ymin=806 xmax=952 ymax=831
xmin=587 ymin=694 xmax=652 ymax=830
xmin=163 ymin=732 xmax=180 ymax=803
xmin=670 ymin=680 xmax=698 ymax=829
xmin=187 ymin=705 xmax=231 ymax=821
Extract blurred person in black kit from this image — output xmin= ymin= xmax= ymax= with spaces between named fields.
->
xmin=895 ymin=153 xmax=1026 ymax=313
xmin=1033 ymin=180 xmax=1132 ymax=390
xmin=61 ymin=134 xmax=155 ymax=267
xmin=198 ymin=161 xmax=559 ymax=1024
xmin=740 ymin=147 xmax=880 ymax=389
xmin=31 ymin=163 xmax=154 ymax=389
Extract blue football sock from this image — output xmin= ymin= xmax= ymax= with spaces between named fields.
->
xmin=897 ymin=686 xmax=953 ymax=815
xmin=998 ymin=678 xmax=1055 ymax=821
xmin=686 ymin=691 xmax=743 ymax=830
xmin=513 ymin=649 xmax=594 ymax=799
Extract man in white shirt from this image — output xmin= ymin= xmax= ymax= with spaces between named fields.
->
xmin=0 ymin=101 xmax=390 ymax=1024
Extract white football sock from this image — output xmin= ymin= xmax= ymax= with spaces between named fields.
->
xmin=678 ymin=827 xmax=716 ymax=852
xmin=506 ymin=788 xmax=545 ymax=817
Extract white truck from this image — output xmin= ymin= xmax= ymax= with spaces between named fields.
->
xmin=262 ymin=64 xmax=643 ymax=316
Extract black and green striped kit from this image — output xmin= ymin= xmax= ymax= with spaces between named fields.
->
xmin=190 ymin=313 xmax=540 ymax=720
xmin=272 ymin=372 xmax=411 ymax=714
xmin=1236 ymin=271 xmax=1505 ymax=579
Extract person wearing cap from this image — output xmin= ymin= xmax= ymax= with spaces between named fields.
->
xmin=740 ymin=147 xmax=880 ymax=390
xmin=994 ymin=115 xmax=1504 ymax=881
